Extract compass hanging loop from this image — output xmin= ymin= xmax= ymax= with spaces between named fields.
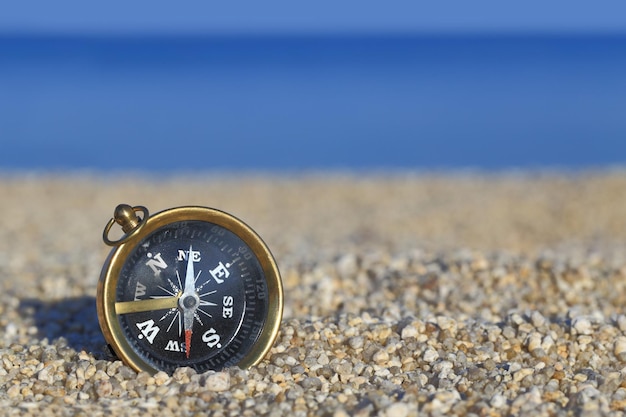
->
xmin=103 ymin=204 xmax=150 ymax=246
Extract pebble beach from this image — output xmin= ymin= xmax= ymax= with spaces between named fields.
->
xmin=2 ymin=171 xmax=626 ymax=416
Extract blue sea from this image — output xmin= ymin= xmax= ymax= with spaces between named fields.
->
xmin=1 ymin=34 xmax=625 ymax=172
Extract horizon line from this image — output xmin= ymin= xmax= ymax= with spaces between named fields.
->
xmin=1 ymin=28 xmax=626 ymax=39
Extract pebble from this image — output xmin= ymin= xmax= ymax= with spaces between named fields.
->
xmin=400 ymin=323 xmax=419 ymax=340
xmin=573 ymin=317 xmax=593 ymax=335
xmin=372 ymin=350 xmax=390 ymax=364
xmin=527 ymin=332 xmax=542 ymax=353
xmin=614 ymin=337 xmax=626 ymax=362
xmin=203 ymin=372 xmax=230 ymax=392
xmin=153 ymin=371 xmax=169 ymax=386
xmin=382 ymin=402 xmax=411 ymax=417
xmin=490 ymin=393 xmax=507 ymax=408
xmin=2 ymin=173 xmax=626 ymax=416
xmin=422 ymin=348 xmax=439 ymax=363
xmin=348 ymin=337 xmax=364 ymax=350
xmin=513 ymin=368 xmax=534 ymax=382
xmin=531 ymin=311 xmax=547 ymax=328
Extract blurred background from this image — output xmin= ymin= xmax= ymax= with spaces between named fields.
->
xmin=0 ymin=1 xmax=625 ymax=172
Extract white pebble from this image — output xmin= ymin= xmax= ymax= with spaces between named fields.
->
xmin=204 ymin=372 xmax=231 ymax=392
xmin=348 ymin=337 xmax=364 ymax=350
xmin=383 ymin=402 xmax=410 ymax=417
xmin=490 ymin=393 xmax=507 ymax=408
xmin=336 ymin=254 xmax=358 ymax=278
xmin=527 ymin=333 xmax=542 ymax=352
xmin=37 ymin=365 xmax=54 ymax=384
xmin=423 ymin=348 xmax=439 ymax=363
xmin=317 ymin=353 xmax=330 ymax=365
xmin=94 ymin=380 xmax=113 ymax=398
xmin=530 ymin=311 xmax=546 ymax=328
xmin=153 ymin=371 xmax=169 ymax=386
xmin=614 ymin=337 xmax=626 ymax=361
xmin=373 ymin=350 xmax=390 ymax=364
xmin=401 ymin=324 xmax=418 ymax=339
xmin=5 ymin=323 xmax=17 ymax=338
xmin=513 ymin=368 xmax=534 ymax=382
xmin=436 ymin=317 xmax=456 ymax=332
xmin=573 ymin=317 xmax=593 ymax=335
xmin=508 ymin=362 xmax=522 ymax=373
xmin=618 ymin=315 xmax=626 ymax=332
xmin=542 ymin=335 xmax=555 ymax=352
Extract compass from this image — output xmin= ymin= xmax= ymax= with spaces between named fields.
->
xmin=97 ymin=204 xmax=283 ymax=375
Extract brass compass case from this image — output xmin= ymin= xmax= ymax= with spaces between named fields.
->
xmin=97 ymin=205 xmax=283 ymax=375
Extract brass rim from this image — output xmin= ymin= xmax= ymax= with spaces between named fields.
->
xmin=97 ymin=206 xmax=283 ymax=374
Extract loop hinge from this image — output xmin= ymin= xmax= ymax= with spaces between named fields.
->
xmin=103 ymin=204 xmax=150 ymax=246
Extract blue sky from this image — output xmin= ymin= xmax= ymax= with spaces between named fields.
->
xmin=1 ymin=1 xmax=625 ymax=34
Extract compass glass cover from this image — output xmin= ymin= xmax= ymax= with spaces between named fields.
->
xmin=115 ymin=220 xmax=269 ymax=374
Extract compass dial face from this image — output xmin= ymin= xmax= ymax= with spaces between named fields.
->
xmin=103 ymin=213 xmax=279 ymax=374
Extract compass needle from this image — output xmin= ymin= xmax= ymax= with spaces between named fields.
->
xmin=115 ymin=297 xmax=179 ymax=314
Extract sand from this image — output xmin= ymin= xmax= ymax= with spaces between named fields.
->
xmin=1 ymin=171 xmax=626 ymax=416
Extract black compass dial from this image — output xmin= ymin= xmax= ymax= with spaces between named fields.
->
xmin=115 ymin=220 xmax=269 ymax=374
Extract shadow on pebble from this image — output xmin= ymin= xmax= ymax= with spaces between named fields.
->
xmin=19 ymin=296 xmax=108 ymax=358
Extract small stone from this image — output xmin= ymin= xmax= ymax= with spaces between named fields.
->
xmin=576 ymin=387 xmax=603 ymax=410
xmin=614 ymin=337 xmax=626 ymax=361
xmin=401 ymin=324 xmax=418 ymax=339
xmin=203 ymin=372 xmax=230 ymax=392
xmin=531 ymin=311 xmax=546 ymax=328
xmin=94 ymin=380 xmax=113 ymax=398
xmin=333 ymin=362 xmax=353 ymax=376
xmin=7 ymin=384 xmax=20 ymax=398
xmin=573 ymin=317 xmax=593 ymax=335
xmin=153 ymin=371 xmax=169 ymax=386
xmin=336 ymin=254 xmax=358 ymax=278
xmin=301 ymin=377 xmax=322 ymax=389
xmin=63 ymin=395 xmax=76 ymax=405
xmin=373 ymin=350 xmax=390 ymax=364
xmin=383 ymin=402 xmax=410 ymax=417
xmin=423 ymin=348 xmax=439 ymax=363
xmin=437 ymin=317 xmax=456 ymax=332
xmin=513 ymin=368 xmax=534 ymax=382
xmin=172 ymin=367 xmax=195 ymax=383
xmin=484 ymin=359 xmax=496 ymax=371
xmin=508 ymin=362 xmax=522 ymax=373
xmin=502 ymin=326 xmax=516 ymax=339
xmin=37 ymin=365 xmax=54 ymax=384
xmin=541 ymin=335 xmax=555 ymax=353
xmin=348 ymin=337 xmax=364 ymax=350
xmin=527 ymin=333 xmax=542 ymax=353
xmin=490 ymin=393 xmax=507 ymax=408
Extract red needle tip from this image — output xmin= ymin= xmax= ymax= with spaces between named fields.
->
xmin=185 ymin=329 xmax=192 ymax=359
